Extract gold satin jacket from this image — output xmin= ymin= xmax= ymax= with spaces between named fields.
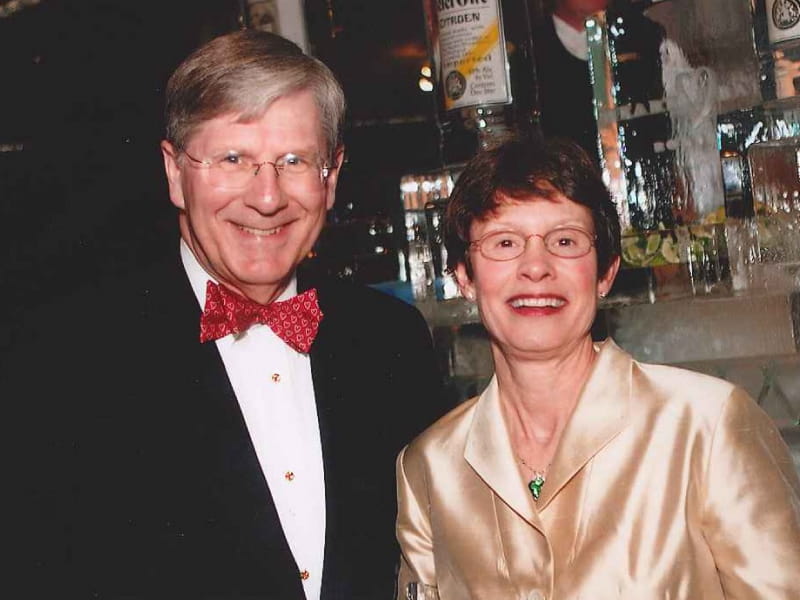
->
xmin=396 ymin=340 xmax=800 ymax=599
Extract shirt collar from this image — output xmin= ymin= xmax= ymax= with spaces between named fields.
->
xmin=553 ymin=14 xmax=589 ymax=61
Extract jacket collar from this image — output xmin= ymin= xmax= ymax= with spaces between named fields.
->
xmin=464 ymin=339 xmax=633 ymax=526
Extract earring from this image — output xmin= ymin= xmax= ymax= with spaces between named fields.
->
xmin=464 ymin=291 xmax=475 ymax=301
xmin=599 ymin=291 xmax=607 ymax=299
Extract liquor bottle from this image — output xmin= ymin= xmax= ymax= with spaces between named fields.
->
xmin=421 ymin=0 xmax=539 ymax=167
xmin=717 ymin=108 xmax=759 ymax=219
xmin=748 ymin=0 xmax=800 ymax=208
xmin=400 ymin=171 xmax=453 ymax=300
xmin=753 ymin=0 xmax=800 ymax=104
xmin=715 ymin=0 xmax=800 ymax=218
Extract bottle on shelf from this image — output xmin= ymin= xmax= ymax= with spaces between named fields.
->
xmin=753 ymin=0 xmax=800 ymax=105
xmin=400 ymin=171 xmax=456 ymax=301
xmin=421 ymin=0 xmax=539 ymax=167
xmin=722 ymin=0 xmax=800 ymax=186
xmin=747 ymin=0 xmax=800 ymax=217
xmin=709 ymin=0 xmax=800 ymax=292
xmin=717 ymin=110 xmax=758 ymax=219
xmin=715 ymin=0 xmax=800 ymax=220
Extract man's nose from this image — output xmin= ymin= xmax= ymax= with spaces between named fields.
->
xmin=244 ymin=164 xmax=286 ymax=213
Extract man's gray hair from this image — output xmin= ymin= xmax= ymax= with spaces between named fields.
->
xmin=165 ymin=30 xmax=346 ymax=161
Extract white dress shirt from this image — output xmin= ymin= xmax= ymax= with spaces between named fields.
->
xmin=181 ymin=241 xmax=326 ymax=600
xmin=553 ymin=13 xmax=589 ymax=60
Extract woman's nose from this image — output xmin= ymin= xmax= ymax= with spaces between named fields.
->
xmin=516 ymin=236 xmax=555 ymax=280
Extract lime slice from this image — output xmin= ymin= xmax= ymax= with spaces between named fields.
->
xmin=660 ymin=236 xmax=680 ymax=264
xmin=639 ymin=253 xmax=656 ymax=267
xmin=645 ymin=233 xmax=661 ymax=256
xmin=622 ymin=242 xmax=646 ymax=267
xmin=648 ymin=254 xmax=666 ymax=267
xmin=621 ymin=234 xmax=640 ymax=249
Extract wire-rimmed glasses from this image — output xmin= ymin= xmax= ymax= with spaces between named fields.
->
xmin=180 ymin=148 xmax=332 ymax=190
xmin=469 ymin=227 xmax=596 ymax=261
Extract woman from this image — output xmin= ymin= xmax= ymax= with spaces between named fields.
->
xmin=396 ymin=139 xmax=800 ymax=599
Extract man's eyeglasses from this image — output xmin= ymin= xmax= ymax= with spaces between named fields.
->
xmin=180 ymin=148 xmax=332 ymax=190
xmin=469 ymin=227 xmax=596 ymax=261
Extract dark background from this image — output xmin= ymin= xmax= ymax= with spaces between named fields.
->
xmin=1 ymin=0 xmax=442 ymax=316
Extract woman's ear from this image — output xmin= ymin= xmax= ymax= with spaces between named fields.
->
xmin=453 ymin=263 xmax=475 ymax=301
xmin=598 ymin=255 xmax=620 ymax=298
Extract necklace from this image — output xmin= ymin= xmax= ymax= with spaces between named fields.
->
xmin=518 ymin=456 xmax=547 ymax=501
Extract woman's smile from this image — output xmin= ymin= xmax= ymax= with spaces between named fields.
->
xmin=508 ymin=295 xmax=567 ymax=309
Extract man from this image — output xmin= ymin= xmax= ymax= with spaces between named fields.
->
xmin=6 ymin=30 xmax=446 ymax=599
xmin=534 ymin=0 xmax=666 ymax=163
xmin=534 ymin=0 xmax=608 ymax=158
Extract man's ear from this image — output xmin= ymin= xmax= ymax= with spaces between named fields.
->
xmin=161 ymin=140 xmax=185 ymax=210
xmin=453 ymin=262 xmax=476 ymax=301
xmin=324 ymin=146 xmax=345 ymax=211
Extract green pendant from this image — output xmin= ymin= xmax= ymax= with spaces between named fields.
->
xmin=528 ymin=475 xmax=545 ymax=501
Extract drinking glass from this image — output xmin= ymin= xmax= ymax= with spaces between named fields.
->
xmin=406 ymin=581 xmax=440 ymax=600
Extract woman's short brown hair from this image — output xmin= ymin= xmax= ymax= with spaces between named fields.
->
xmin=444 ymin=137 xmax=621 ymax=278
xmin=165 ymin=30 xmax=345 ymax=162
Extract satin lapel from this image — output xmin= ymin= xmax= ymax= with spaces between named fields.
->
xmin=536 ymin=339 xmax=632 ymax=508
xmin=464 ymin=377 xmax=543 ymax=531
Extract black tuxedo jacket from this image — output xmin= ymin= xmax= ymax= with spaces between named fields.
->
xmin=533 ymin=16 xmax=598 ymax=160
xmin=5 ymin=249 xmax=447 ymax=599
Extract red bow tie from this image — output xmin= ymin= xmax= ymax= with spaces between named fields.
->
xmin=199 ymin=281 xmax=323 ymax=353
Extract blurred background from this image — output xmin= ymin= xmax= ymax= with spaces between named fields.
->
xmin=3 ymin=0 xmax=798 ymax=455
xmin=0 ymin=0 xmax=448 ymax=313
